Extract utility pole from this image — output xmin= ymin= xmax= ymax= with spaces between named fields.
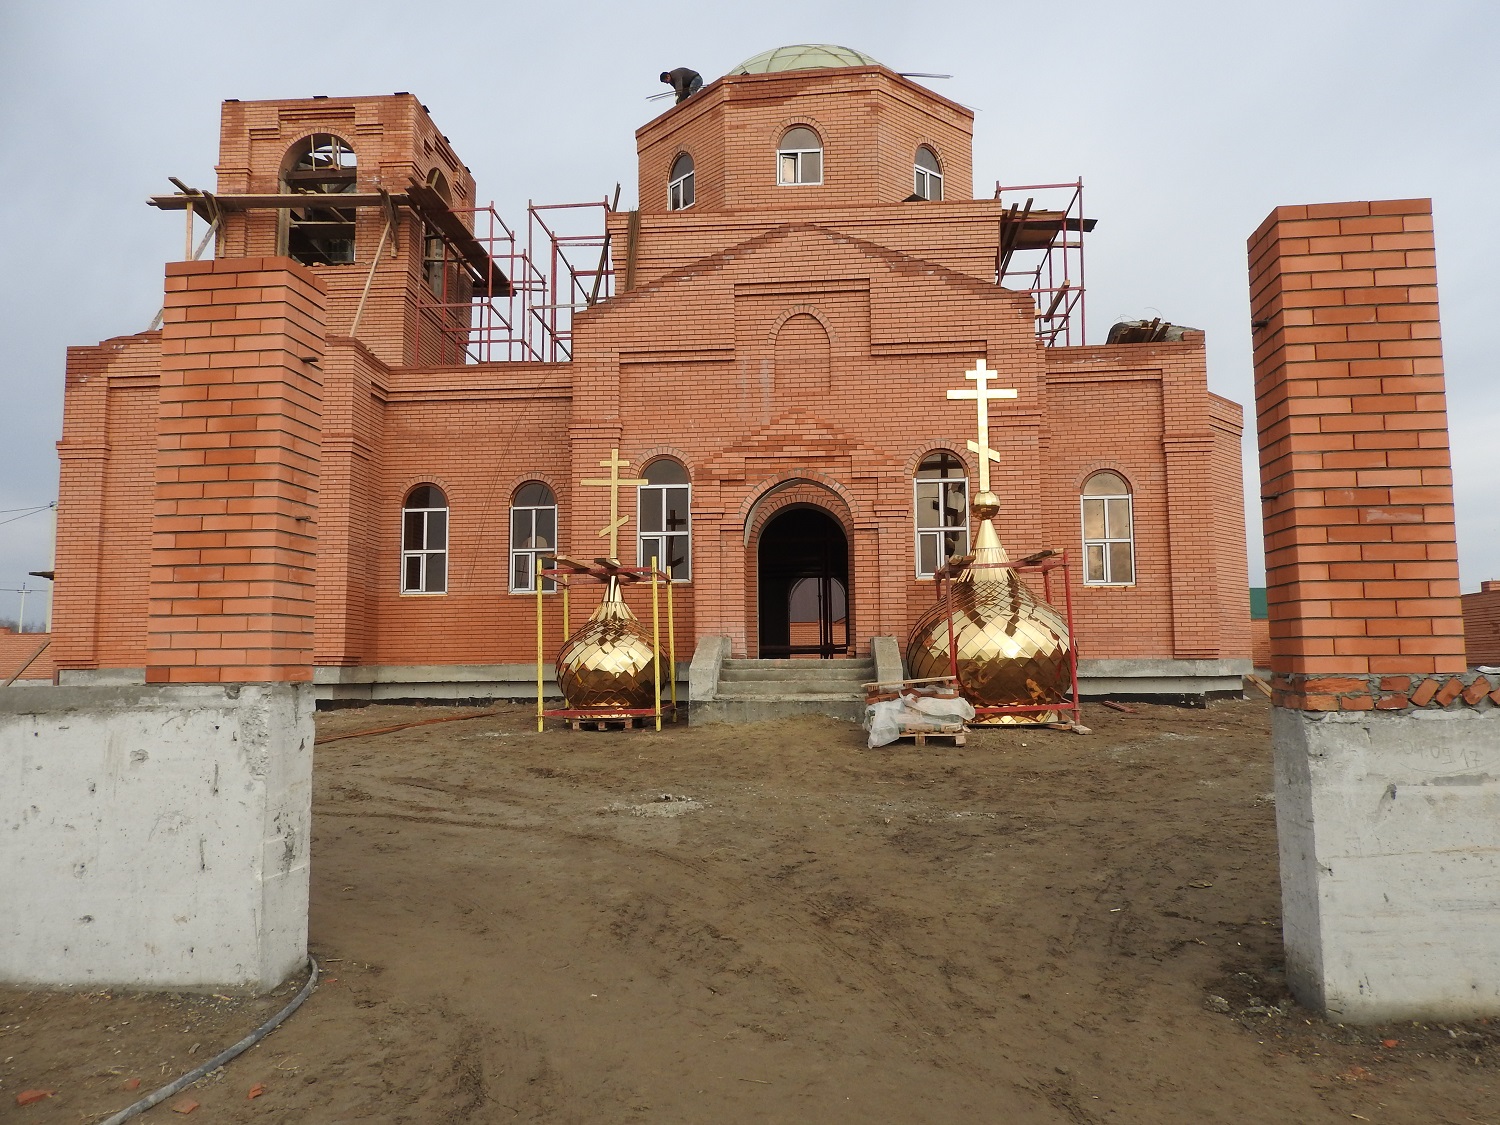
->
xmin=2 ymin=583 xmax=31 ymax=633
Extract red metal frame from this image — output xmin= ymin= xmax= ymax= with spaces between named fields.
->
xmin=413 ymin=197 xmax=614 ymax=365
xmin=536 ymin=561 xmax=679 ymax=727
xmin=994 ymin=179 xmax=1088 ymax=347
xmin=932 ymin=549 xmax=1082 ymax=724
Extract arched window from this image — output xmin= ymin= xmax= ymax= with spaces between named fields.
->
xmin=668 ymin=153 xmax=695 ymax=211
xmin=914 ymin=451 xmax=969 ymax=577
xmin=777 ymin=126 xmax=823 ymax=186
xmin=914 ymin=146 xmax=943 ymax=201
xmin=510 ymin=482 xmax=557 ymax=594
xmin=401 ymin=484 xmax=448 ymax=594
xmin=282 ymin=134 xmax=357 ymax=265
xmin=1081 ymin=471 xmax=1134 ymax=585
xmin=424 ymin=169 xmax=452 ymax=297
xmin=637 ymin=459 xmax=690 ymax=581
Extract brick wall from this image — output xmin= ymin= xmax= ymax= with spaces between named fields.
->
xmin=216 ymin=95 xmax=473 ymax=368
xmin=147 ymin=257 xmax=325 ymax=682
xmin=53 ymin=334 xmax=162 ymax=672
xmin=1249 ymin=199 xmax=1464 ymax=685
xmin=1464 ymin=581 xmax=1500 ymax=666
xmin=50 ymin=85 xmax=1254 ymax=681
xmin=635 ymin=68 xmax=974 ymax=216
xmin=0 ymin=630 xmax=53 ymax=682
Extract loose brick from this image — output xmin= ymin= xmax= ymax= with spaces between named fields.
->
xmin=1434 ymin=677 xmax=1465 ymax=707
xmin=1462 ymin=677 xmax=1491 ymax=706
xmin=1410 ymin=678 xmax=1440 ymax=706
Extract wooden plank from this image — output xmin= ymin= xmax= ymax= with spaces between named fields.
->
xmin=2 ymin=638 xmax=50 ymax=687
xmin=149 ymin=192 xmax=404 ymax=211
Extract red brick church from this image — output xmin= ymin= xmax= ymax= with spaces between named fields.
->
xmin=49 ymin=45 xmax=1251 ymax=703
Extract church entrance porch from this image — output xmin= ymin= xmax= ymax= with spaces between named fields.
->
xmin=755 ymin=507 xmax=849 ymax=659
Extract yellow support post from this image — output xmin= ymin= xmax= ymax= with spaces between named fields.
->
xmin=562 ymin=577 xmax=570 ymax=638
xmin=666 ymin=572 xmax=677 ymax=716
xmin=650 ymin=555 xmax=662 ymax=731
xmin=536 ymin=576 xmax=545 ymax=732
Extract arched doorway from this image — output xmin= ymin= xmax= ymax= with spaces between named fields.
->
xmin=757 ymin=507 xmax=849 ymax=658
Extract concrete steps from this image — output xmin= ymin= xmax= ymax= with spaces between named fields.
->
xmin=697 ymin=656 xmax=875 ymax=723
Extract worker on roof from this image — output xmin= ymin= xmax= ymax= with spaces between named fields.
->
xmin=660 ymin=67 xmax=703 ymax=103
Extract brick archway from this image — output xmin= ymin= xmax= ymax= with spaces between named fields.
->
xmin=743 ymin=480 xmax=854 ymax=658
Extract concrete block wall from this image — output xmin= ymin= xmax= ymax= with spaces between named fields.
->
xmin=149 ymin=257 xmax=325 ymax=682
xmin=1 ymin=683 xmax=313 ymax=991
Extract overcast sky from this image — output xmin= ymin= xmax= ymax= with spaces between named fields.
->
xmin=1 ymin=0 xmax=1494 ymax=633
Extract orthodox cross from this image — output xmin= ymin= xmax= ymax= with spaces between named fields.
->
xmin=580 ymin=447 xmax=648 ymax=561
xmin=945 ymin=358 xmax=1017 ymax=494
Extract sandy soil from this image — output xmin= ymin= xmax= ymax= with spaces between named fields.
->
xmin=3 ymin=698 xmax=1498 ymax=1124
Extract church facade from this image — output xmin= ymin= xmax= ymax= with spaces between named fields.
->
xmin=50 ymin=49 xmax=1251 ymax=701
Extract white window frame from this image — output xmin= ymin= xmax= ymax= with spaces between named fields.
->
xmin=913 ymin=453 xmax=970 ymax=578
xmin=914 ymin=147 xmax=943 ymax=201
xmin=509 ymin=485 xmax=558 ymax=594
xmin=400 ymin=486 xmax=448 ymax=595
xmin=668 ymin=154 xmax=695 ymax=211
xmin=1081 ymin=475 xmax=1135 ymax=586
xmin=777 ymin=129 xmax=823 ymax=186
xmin=637 ymin=463 xmax=691 ymax=582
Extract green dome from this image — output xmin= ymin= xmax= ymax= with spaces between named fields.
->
xmin=728 ymin=44 xmax=883 ymax=76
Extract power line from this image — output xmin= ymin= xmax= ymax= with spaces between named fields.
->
xmin=0 ymin=502 xmax=55 ymax=528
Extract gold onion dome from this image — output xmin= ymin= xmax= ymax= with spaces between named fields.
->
xmin=555 ymin=575 xmax=659 ymax=713
xmin=905 ymin=513 xmax=1072 ymax=725
xmin=728 ymin=44 xmax=884 ymax=75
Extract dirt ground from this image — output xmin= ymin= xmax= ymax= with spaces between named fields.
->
xmin=4 ymin=697 xmax=1499 ymax=1123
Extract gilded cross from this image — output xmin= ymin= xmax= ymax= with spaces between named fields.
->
xmin=945 ymin=358 xmax=1017 ymax=495
xmin=580 ymin=447 xmax=648 ymax=561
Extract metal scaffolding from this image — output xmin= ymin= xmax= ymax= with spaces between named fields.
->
xmin=994 ymin=179 xmax=1094 ymax=347
xmin=414 ymin=195 xmax=615 ymax=364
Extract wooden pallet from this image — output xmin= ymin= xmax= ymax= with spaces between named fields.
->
xmin=568 ymin=715 xmax=651 ymax=732
xmin=900 ymin=726 xmax=966 ymax=746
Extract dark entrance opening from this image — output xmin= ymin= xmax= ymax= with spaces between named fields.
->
xmin=757 ymin=507 xmax=849 ymax=658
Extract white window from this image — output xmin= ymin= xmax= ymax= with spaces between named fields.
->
xmin=1081 ymin=471 xmax=1135 ymax=585
xmin=914 ymin=451 xmax=969 ymax=577
xmin=637 ymin=459 xmax=690 ymax=581
xmin=510 ymin=482 xmax=558 ymax=594
xmin=668 ymin=153 xmax=695 ymax=211
xmin=401 ymin=484 xmax=448 ymax=593
xmin=777 ymin=126 xmax=823 ymax=185
xmin=914 ymin=146 xmax=943 ymax=201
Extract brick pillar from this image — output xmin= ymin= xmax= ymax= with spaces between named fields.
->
xmin=1249 ymin=199 xmax=1464 ymax=697
xmin=147 ymin=258 xmax=326 ymax=683
xmin=1247 ymin=202 xmax=1500 ymax=1025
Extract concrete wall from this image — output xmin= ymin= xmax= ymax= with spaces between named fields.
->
xmin=1273 ymin=704 xmax=1500 ymax=1022
xmin=0 ymin=683 xmax=312 ymax=992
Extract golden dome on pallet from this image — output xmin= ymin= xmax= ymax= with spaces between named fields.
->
xmin=905 ymin=515 xmax=1072 ymax=725
xmin=555 ymin=575 xmax=660 ymax=713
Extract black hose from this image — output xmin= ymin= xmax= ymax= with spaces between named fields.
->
xmin=99 ymin=955 xmax=319 ymax=1124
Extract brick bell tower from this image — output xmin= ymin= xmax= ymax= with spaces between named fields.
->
xmin=209 ymin=93 xmax=503 ymax=367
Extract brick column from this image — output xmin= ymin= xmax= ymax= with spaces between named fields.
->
xmin=1247 ymin=202 xmax=1500 ymax=1025
xmin=1249 ymin=199 xmax=1464 ymax=699
xmin=147 ymin=258 xmax=326 ymax=683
